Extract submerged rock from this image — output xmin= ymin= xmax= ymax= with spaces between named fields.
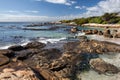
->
xmin=90 ymin=58 xmax=119 ymax=74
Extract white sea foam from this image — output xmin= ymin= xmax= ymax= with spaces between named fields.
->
xmin=0 ymin=39 xmax=31 ymax=49
xmin=38 ymin=37 xmax=66 ymax=44
xmin=75 ymin=31 xmax=85 ymax=36
xmin=0 ymin=44 xmax=14 ymax=49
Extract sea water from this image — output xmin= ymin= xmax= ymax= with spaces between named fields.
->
xmin=0 ymin=22 xmax=73 ymax=48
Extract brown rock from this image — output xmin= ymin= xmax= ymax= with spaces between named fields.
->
xmin=25 ymin=41 xmax=46 ymax=49
xmin=0 ymin=49 xmax=14 ymax=57
xmin=93 ymin=29 xmax=98 ymax=34
xmin=0 ymin=55 xmax=10 ymax=66
xmin=103 ymin=29 xmax=113 ymax=38
xmin=85 ymin=30 xmax=93 ymax=35
xmin=90 ymin=58 xmax=119 ymax=74
xmin=98 ymin=31 xmax=103 ymax=35
xmin=71 ymin=27 xmax=78 ymax=33
xmin=0 ymin=68 xmax=40 ymax=80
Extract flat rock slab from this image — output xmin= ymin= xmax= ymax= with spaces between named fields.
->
xmin=90 ymin=58 xmax=119 ymax=74
xmin=0 ymin=68 xmax=40 ymax=80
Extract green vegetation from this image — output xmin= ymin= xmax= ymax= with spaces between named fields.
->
xmin=60 ymin=13 xmax=120 ymax=25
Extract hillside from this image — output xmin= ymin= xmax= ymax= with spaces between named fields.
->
xmin=60 ymin=13 xmax=120 ymax=26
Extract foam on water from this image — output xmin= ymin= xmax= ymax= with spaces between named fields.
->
xmin=0 ymin=44 xmax=14 ymax=49
xmin=0 ymin=39 xmax=31 ymax=49
xmin=38 ymin=37 xmax=66 ymax=44
xmin=75 ymin=31 xmax=85 ymax=36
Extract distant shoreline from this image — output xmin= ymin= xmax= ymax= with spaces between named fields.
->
xmin=82 ymin=23 xmax=120 ymax=28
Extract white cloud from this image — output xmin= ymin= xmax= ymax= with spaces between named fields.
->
xmin=1 ymin=0 xmax=120 ymax=22
xmin=0 ymin=13 xmax=78 ymax=22
xmin=85 ymin=0 xmax=120 ymax=17
xmin=24 ymin=10 xmax=39 ymax=13
xmin=36 ymin=0 xmax=76 ymax=5
xmin=75 ymin=6 xmax=86 ymax=9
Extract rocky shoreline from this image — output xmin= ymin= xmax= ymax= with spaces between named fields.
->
xmin=71 ymin=26 xmax=120 ymax=38
xmin=82 ymin=23 xmax=120 ymax=28
xmin=0 ymin=37 xmax=120 ymax=80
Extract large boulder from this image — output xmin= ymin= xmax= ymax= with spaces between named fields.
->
xmin=71 ymin=27 xmax=78 ymax=33
xmin=25 ymin=41 xmax=46 ymax=49
xmin=15 ymin=49 xmax=38 ymax=60
xmin=103 ymin=29 xmax=113 ymax=38
xmin=113 ymin=32 xmax=120 ymax=38
xmin=90 ymin=58 xmax=119 ymax=74
xmin=92 ymin=29 xmax=98 ymax=34
xmin=85 ymin=30 xmax=93 ymax=35
xmin=98 ymin=31 xmax=103 ymax=35
xmin=8 ymin=45 xmax=25 ymax=51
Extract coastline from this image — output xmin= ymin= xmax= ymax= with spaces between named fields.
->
xmin=82 ymin=23 xmax=120 ymax=28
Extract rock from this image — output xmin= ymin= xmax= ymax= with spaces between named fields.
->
xmin=98 ymin=31 xmax=103 ymax=35
xmin=64 ymin=40 xmax=120 ymax=54
xmin=90 ymin=58 xmax=119 ymax=74
xmin=3 ymin=68 xmax=14 ymax=72
xmin=8 ymin=45 xmax=25 ymax=51
xmin=85 ymin=30 xmax=93 ymax=35
xmin=0 ymin=55 xmax=9 ymax=66
xmin=77 ymin=36 xmax=88 ymax=41
xmin=103 ymin=29 xmax=113 ymax=38
xmin=71 ymin=27 xmax=78 ymax=33
xmin=114 ymin=32 xmax=120 ymax=38
xmin=0 ymin=49 xmax=14 ymax=57
xmin=15 ymin=49 xmax=37 ymax=60
xmin=49 ymin=60 xmax=68 ymax=71
xmin=0 ymin=68 xmax=40 ymax=80
xmin=25 ymin=41 xmax=46 ymax=49
xmin=92 ymin=29 xmax=98 ymax=34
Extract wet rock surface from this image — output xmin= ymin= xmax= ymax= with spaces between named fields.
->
xmin=0 ymin=39 xmax=120 ymax=80
xmin=24 ymin=41 xmax=46 ymax=49
xmin=90 ymin=58 xmax=119 ymax=74
xmin=64 ymin=39 xmax=120 ymax=54
xmin=8 ymin=45 xmax=25 ymax=51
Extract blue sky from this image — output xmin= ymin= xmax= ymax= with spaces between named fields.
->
xmin=0 ymin=0 xmax=120 ymax=22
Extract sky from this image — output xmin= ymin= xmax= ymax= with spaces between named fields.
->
xmin=0 ymin=0 xmax=120 ymax=22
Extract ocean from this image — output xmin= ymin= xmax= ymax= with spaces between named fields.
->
xmin=0 ymin=22 xmax=101 ymax=49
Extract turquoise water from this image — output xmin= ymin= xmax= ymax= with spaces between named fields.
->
xmin=0 ymin=22 xmax=73 ymax=47
xmin=0 ymin=22 xmax=106 ymax=48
